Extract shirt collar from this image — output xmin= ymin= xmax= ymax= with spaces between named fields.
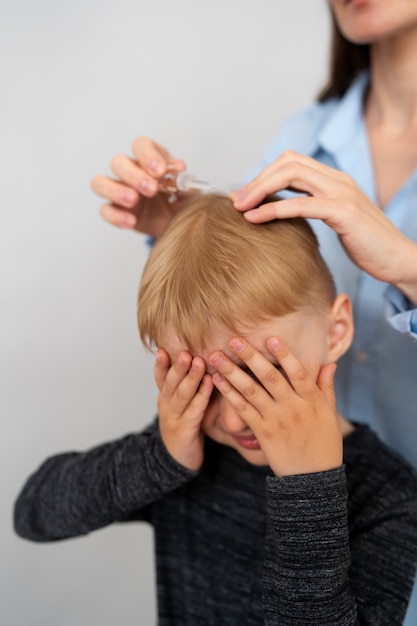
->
xmin=317 ymin=71 xmax=369 ymax=155
xmin=314 ymin=71 xmax=375 ymax=199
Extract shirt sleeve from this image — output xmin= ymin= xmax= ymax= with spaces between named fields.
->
xmin=263 ymin=467 xmax=356 ymax=624
xmin=14 ymin=420 xmax=197 ymax=542
xmin=263 ymin=465 xmax=417 ymax=625
xmin=384 ymin=285 xmax=417 ymax=343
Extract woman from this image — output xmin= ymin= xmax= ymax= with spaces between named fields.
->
xmin=92 ymin=2 xmax=417 ymax=621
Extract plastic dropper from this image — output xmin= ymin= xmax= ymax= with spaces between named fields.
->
xmin=159 ymin=168 xmax=226 ymax=202
xmin=174 ymin=172 xmax=220 ymax=193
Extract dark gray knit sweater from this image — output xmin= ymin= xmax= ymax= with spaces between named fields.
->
xmin=14 ymin=421 xmax=417 ymax=625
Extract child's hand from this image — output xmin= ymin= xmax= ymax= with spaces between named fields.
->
xmin=209 ymin=337 xmax=342 ymax=476
xmin=155 ymin=348 xmax=213 ymax=472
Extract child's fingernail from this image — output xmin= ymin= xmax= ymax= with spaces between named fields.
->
xmin=230 ymin=339 xmax=244 ymax=352
xmin=191 ymin=359 xmax=202 ymax=371
xmin=213 ymin=372 xmax=225 ymax=385
xmin=268 ymin=338 xmax=281 ymax=350
xmin=209 ymin=352 xmax=223 ymax=366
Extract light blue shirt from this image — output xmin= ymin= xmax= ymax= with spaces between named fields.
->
xmin=252 ymin=73 xmax=417 ymax=624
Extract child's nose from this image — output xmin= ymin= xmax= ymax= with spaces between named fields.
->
xmin=220 ymin=398 xmax=249 ymax=433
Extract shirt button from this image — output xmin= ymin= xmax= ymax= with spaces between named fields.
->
xmin=356 ymin=350 xmax=369 ymax=363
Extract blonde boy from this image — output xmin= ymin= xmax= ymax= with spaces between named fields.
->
xmin=15 ymin=195 xmax=417 ymax=625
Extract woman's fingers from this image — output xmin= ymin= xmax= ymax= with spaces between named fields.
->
xmin=110 ymin=154 xmax=159 ymax=196
xmin=231 ymin=151 xmax=343 ymax=211
xmin=91 ymin=174 xmax=140 ymax=208
xmin=91 ymin=137 xmax=188 ymax=235
xmin=242 ymin=195 xmax=346 ymax=226
xmin=99 ymin=203 xmax=137 ymax=229
xmin=131 ymin=137 xmax=182 ymax=176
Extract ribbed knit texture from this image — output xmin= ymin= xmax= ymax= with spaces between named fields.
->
xmin=14 ymin=422 xmax=417 ymax=625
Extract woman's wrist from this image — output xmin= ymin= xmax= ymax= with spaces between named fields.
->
xmin=394 ymin=240 xmax=417 ymax=306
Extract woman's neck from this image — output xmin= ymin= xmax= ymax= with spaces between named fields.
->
xmin=366 ymin=33 xmax=417 ymax=130
xmin=364 ymin=30 xmax=417 ymax=208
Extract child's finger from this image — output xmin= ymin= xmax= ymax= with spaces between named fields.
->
xmin=209 ymin=346 xmax=278 ymax=421
xmin=154 ymin=348 xmax=171 ymax=391
xmin=211 ymin=372 xmax=260 ymax=425
xmin=209 ymin=348 xmax=275 ymax=416
xmin=162 ymin=351 xmax=193 ymax=395
xmin=162 ymin=355 xmax=208 ymax=416
xmin=186 ymin=374 xmax=214 ymax=417
xmin=316 ymin=363 xmax=337 ymax=409
xmin=227 ymin=338 xmax=289 ymax=398
xmin=174 ymin=357 xmax=207 ymax=406
xmin=266 ymin=337 xmax=316 ymax=396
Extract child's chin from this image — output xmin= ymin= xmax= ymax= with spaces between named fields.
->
xmin=241 ymin=451 xmax=269 ymax=467
xmin=232 ymin=444 xmax=269 ymax=467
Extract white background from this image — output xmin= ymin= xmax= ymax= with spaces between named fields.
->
xmin=1 ymin=2 xmax=330 ymax=624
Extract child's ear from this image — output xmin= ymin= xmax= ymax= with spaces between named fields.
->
xmin=327 ymin=294 xmax=354 ymax=362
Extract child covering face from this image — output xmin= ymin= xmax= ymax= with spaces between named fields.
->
xmin=15 ymin=195 xmax=417 ymax=625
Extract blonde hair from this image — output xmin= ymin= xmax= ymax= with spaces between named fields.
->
xmin=138 ymin=194 xmax=335 ymax=351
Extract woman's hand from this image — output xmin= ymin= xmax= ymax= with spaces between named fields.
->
xmin=209 ymin=336 xmax=342 ymax=477
xmin=91 ymin=137 xmax=197 ymax=238
xmin=231 ymin=151 xmax=417 ymax=304
xmin=155 ymin=348 xmax=213 ymax=472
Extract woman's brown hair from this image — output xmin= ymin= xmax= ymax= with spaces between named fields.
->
xmin=318 ymin=13 xmax=370 ymax=102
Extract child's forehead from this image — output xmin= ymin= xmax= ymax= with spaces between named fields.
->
xmin=160 ymin=324 xmax=278 ymax=369
xmin=159 ymin=312 xmax=305 ymax=353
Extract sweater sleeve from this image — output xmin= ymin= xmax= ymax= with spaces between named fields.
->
xmin=263 ymin=465 xmax=417 ymax=625
xmin=14 ymin=420 xmax=197 ymax=542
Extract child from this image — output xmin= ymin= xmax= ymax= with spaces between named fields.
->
xmin=14 ymin=194 xmax=417 ymax=625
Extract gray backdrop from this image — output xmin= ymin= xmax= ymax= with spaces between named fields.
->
xmin=1 ymin=2 xmax=329 ymax=624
